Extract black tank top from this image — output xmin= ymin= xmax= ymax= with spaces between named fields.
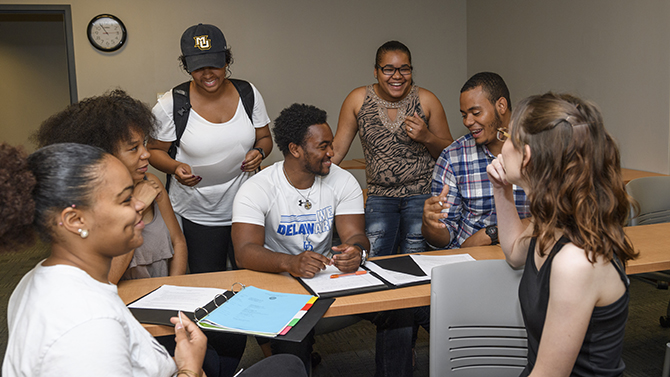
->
xmin=518 ymin=236 xmax=629 ymax=377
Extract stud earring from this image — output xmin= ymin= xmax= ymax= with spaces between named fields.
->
xmin=78 ymin=228 xmax=89 ymax=239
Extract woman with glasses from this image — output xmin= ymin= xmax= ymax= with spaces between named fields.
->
xmin=487 ymin=93 xmax=636 ymax=376
xmin=332 ymin=40 xmax=453 ymax=257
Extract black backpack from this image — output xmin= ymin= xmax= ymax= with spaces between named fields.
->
xmin=165 ymin=79 xmax=254 ymax=191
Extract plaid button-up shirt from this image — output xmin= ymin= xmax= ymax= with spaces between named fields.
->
xmin=431 ymin=134 xmax=530 ymax=249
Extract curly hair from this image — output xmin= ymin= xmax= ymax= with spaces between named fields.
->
xmin=375 ymin=40 xmax=412 ymax=67
xmin=273 ymin=104 xmax=328 ymax=156
xmin=461 ymin=72 xmax=512 ymax=111
xmin=509 ymin=92 xmax=637 ymax=263
xmin=178 ymin=47 xmax=234 ymax=77
xmin=0 ymin=144 xmax=36 ymax=252
xmin=34 ymin=89 xmax=155 ymax=154
xmin=0 ymin=143 xmax=107 ymax=250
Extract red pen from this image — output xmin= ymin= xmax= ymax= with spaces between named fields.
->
xmin=331 ymin=270 xmax=367 ymax=279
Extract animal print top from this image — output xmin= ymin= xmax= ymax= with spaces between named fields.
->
xmin=357 ymin=84 xmax=435 ymax=197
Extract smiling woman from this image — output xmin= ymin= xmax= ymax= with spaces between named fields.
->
xmin=34 ymin=89 xmax=187 ymax=284
xmin=332 ymin=40 xmax=454 ymax=257
xmin=0 ymin=143 xmax=206 ymax=376
xmin=147 ymin=23 xmax=273 ymax=276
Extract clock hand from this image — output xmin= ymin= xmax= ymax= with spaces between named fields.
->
xmin=99 ymin=24 xmax=109 ymax=35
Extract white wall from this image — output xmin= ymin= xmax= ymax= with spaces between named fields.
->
xmin=467 ymin=0 xmax=670 ymax=174
xmin=0 ymin=0 xmax=468 ymax=164
xmin=3 ymin=1 xmax=667 ymax=173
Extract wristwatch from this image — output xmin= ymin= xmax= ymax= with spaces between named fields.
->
xmin=252 ymin=147 xmax=265 ymax=159
xmin=485 ymin=225 xmax=499 ymax=245
xmin=353 ymin=243 xmax=368 ymax=266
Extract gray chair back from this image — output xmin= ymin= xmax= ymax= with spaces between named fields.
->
xmin=430 ymin=259 xmax=527 ymax=377
xmin=626 ymin=176 xmax=670 ymax=226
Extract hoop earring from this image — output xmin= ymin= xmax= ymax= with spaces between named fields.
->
xmin=78 ymin=228 xmax=89 ymax=239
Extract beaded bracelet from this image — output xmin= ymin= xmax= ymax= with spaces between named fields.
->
xmin=177 ymin=369 xmax=201 ymax=377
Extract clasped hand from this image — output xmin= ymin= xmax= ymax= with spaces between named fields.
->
xmin=290 ymin=246 xmax=361 ymax=278
xmin=174 ymin=163 xmax=202 ymax=186
xmin=241 ymin=149 xmax=263 ymax=172
xmin=133 ymin=179 xmax=161 ymax=210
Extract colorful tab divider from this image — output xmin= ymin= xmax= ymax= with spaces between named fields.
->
xmin=279 ymin=296 xmax=318 ymax=335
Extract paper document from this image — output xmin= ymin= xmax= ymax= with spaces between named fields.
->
xmin=410 ymin=254 xmax=476 ymax=278
xmin=127 ymin=285 xmax=224 ymax=312
xmin=366 ymin=253 xmax=476 ymax=287
xmin=300 ymin=265 xmax=387 ymax=296
xmin=192 ymin=157 xmax=244 ymax=187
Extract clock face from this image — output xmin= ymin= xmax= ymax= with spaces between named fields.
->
xmin=87 ymin=14 xmax=127 ymax=52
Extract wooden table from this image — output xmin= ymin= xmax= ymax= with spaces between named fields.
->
xmin=621 ymin=168 xmax=667 ymax=184
xmin=432 ymin=222 xmax=670 ymax=275
xmin=119 ymin=222 xmax=670 ymax=336
xmin=338 ymin=159 xmax=366 ymax=170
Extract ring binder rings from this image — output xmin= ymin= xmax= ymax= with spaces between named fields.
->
xmin=127 ymin=283 xmax=334 ymax=342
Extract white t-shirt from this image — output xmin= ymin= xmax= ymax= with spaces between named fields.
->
xmin=2 ymin=262 xmax=176 ymax=377
xmin=152 ymin=82 xmax=271 ymax=226
xmin=232 ymin=161 xmax=364 ymax=256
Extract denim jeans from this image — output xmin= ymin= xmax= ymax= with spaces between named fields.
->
xmin=359 ymin=309 xmax=414 ymax=377
xmin=365 ymin=194 xmax=430 ymax=257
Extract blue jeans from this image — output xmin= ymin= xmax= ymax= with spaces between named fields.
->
xmin=359 ymin=309 xmax=414 ymax=377
xmin=365 ymin=194 xmax=430 ymax=257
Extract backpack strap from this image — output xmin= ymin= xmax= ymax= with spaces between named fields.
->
xmin=165 ymin=79 xmax=254 ymax=191
xmin=166 ymin=81 xmax=192 ymax=192
xmin=229 ymin=78 xmax=255 ymax=123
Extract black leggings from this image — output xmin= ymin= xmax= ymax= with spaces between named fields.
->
xmin=182 ymin=218 xmax=237 ymax=272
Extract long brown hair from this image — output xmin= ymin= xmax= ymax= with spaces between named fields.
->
xmin=510 ymin=92 xmax=637 ymax=263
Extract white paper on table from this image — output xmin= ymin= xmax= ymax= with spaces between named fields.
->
xmin=365 ymin=261 xmax=431 ymax=286
xmin=127 ymin=285 xmax=224 ymax=312
xmin=301 ymin=265 xmax=386 ymax=295
xmin=365 ymin=253 xmax=476 ymax=286
xmin=410 ymin=254 xmax=476 ymax=278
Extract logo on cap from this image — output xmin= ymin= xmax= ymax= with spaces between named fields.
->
xmin=193 ymin=35 xmax=211 ymax=50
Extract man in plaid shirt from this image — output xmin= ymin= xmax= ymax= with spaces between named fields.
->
xmin=422 ymin=72 xmax=530 ymax=249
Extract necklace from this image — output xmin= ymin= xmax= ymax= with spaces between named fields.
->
xmin=283 ymin=164 xmax=314 ymax=210
xmin=371 ymin=84 xmax=417 ymax=131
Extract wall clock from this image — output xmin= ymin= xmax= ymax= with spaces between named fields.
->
xmin=87 ymin=14 xmax=127 ymax=52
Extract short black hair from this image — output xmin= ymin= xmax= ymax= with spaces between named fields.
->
xmin=35 ymin=89 xmax=155 ymax=154
xmin=461 ymin=72 xmax=512 ymax=111
xmin=375 ymin=40 xmax=412 ymax=67
xmin=273 ymin=104 xmax=328 ymax=156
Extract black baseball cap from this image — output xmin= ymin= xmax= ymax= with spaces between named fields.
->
xmin=180 ymin=23 xmax=228 ymax=72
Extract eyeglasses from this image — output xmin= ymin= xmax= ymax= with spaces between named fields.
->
xmin=376 ymin=64 xmax=413 ymax=76
xmin=497 ymin=128 xmax=510 ymax=142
